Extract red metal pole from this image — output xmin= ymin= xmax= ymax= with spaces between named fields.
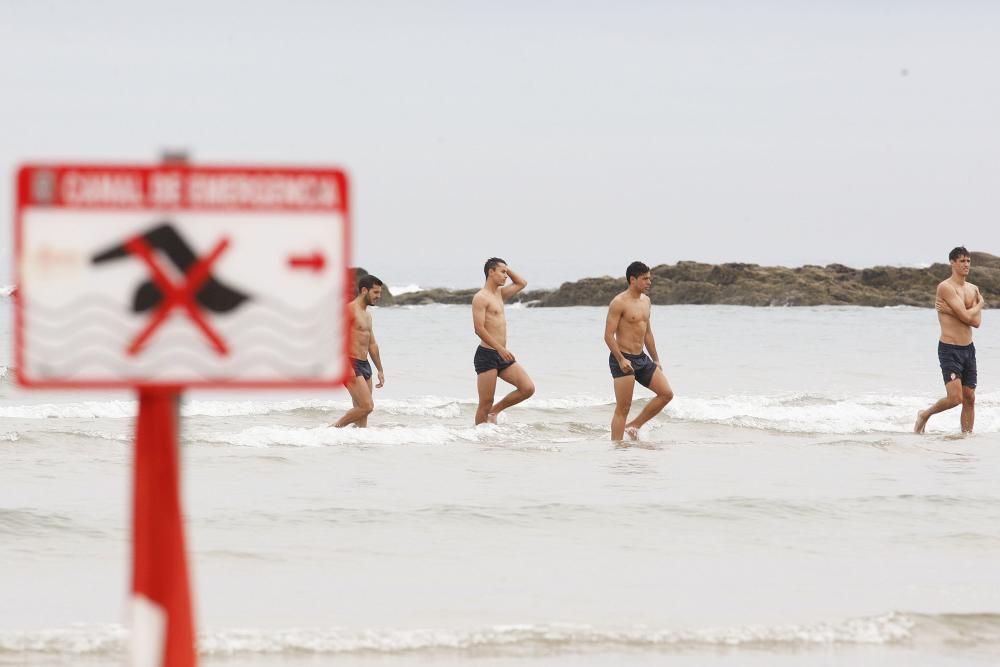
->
xmin=130 ymin=387 xmax=197 ymax=666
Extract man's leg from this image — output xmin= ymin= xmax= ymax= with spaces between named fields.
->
xmin=358 ymin=377 xmax=374 ymax=428
xmin=491 ymin=364 xmax=536 ymax=419
xmin=332 ymin=376 xmax=374 ymax=428
xmin=961 ymin=386 xmax=975 ymax=433
xmin=476 ymin=370 xmax=498 ymax=424
xmin=611 ymin=375 xmax=635 ymax=441
xmin=914 ymin=378 xmax=962 ymax=433
xmin=625 ymin=369 xmax=674 ymax=434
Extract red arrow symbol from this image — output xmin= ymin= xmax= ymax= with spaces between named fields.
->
xmin=288 ymin=252 xmax=326 ymax=272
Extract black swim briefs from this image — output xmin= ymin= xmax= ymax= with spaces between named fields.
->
xmin=609 ymin=351 xmax=657 ymax=388
xmin=938 ymin=341 xmax=977 ymax=388
xmin=351 ymin=358 xmax=373 ymax=381
xmin=474 ymin=345 xmax=515 ymax=375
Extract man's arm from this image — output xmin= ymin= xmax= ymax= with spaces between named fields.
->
xmin=936 ymin=283 xmax=984 ymax=326
xmin=368 ymin=327 xmax=385 ymax=388
xmin=473 ymin=293 xmax=513 ymax=360
xmin=970 ymin=287 xmax=985 ymax=328
xmin=604 ymin=299 xmax=633 ymax=374
xmin=500 ymin=267 xmax=528 ymax=301
xmin=644 ymin=318 xmax=661 ymax=368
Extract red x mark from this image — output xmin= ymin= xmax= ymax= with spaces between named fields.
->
xmin=124 ymin=236 xmax=231 ymax=356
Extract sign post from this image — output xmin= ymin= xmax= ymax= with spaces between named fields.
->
xmin=15 ymin=163 xmax=353 ymax=665
xmin=132 ymin=386 xmax=193 ymax=666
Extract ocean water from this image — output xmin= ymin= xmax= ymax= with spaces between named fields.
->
xmin=2 ymin=302 xmax=999 ymax=666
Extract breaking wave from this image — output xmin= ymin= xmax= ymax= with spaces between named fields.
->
xmin=0 ymin=391 xmax=997 ymax=435
xmin=10 ymin=612 xmax=1000 ymax=657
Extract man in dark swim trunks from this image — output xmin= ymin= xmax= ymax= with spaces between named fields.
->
xmin=915 ymin=247 xmax=985 ymax=434
xmin=472 ymin=258 xmax=535 ymax=424
xmin=604 ymin=261 xmax=674 ymax=441
xmin=332 ymin=274 xmax=385 ymax=428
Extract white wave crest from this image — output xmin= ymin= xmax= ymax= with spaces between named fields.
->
xmin=0 ymin=400 xmax=138 ymax=419
xmin=0 ymin=397 xmax=466 ymax=421
xmin=0 ymin=623 xmax=125 ymax=655
xmin=0 ymin=613 xmax=922 ymax=656
xmin=1 ymin=391 xmax=997 ymax=435
xmin=183 ymin=396 xmax=464 ymax=419
xmin=196 ymin=422 xmax=540 ymax=447
xmin=668 ymin=392 xmax=1000 ymax=434
xmin=389 ymin=283 xmax=422 ymax=295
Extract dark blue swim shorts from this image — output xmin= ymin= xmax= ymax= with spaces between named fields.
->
xmin=474 ymin=345 xmax=515 ymax=375
xmin=351 ymin=358 xmax=373 ymax=381
xmin=609 ymin=351 xmax=657 ymax=388
xmin=938 ymin=341 xmax=977 ymax=388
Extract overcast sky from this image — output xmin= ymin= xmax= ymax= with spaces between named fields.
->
xmin=2 ymin=1 xmax=998 ymax=288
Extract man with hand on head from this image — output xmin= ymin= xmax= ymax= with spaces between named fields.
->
xmin=472 ymin=258 xmax=535 ymax=424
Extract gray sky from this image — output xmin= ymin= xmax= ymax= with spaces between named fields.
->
xmin=2 ymin=1 xmax=998 ymax=288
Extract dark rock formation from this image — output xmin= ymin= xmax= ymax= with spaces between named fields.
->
xmin=392 ymin=287 xmax=552 ymax=307
xmin=380 ymin=253 xmax=1000 ymax=307
xmin=539 ymin=253 xmax=999 ymax=307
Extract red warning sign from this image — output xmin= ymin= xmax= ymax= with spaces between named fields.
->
xmin=15 ymin=163 xmax=352 ymax=388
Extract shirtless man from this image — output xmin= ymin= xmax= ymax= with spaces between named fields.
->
xmin=472 ymin=258 xmax=535 ymax=424
xmin=333 ymin=274 xmax=385 ymax=428
xmin=604 ymin=261 xmax=674 ymax=441
xmin=914 ymin=247 xmax=984 ymax=434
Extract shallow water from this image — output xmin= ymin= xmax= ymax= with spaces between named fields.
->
xmin=2 ymin=304 xmax=999 ymax=665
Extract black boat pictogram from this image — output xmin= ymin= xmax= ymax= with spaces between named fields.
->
xmin=92 ymin=223 xmax=250 ymax=313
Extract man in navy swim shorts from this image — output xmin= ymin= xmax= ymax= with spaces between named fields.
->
xmin=471 ymin=257 xmax=535 ymax=424
xmin=604 ymin=261 xmax=674 ymax=441
xmin=915 ymin=247 xmax=985 ymax=434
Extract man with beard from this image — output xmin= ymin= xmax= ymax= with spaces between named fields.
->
xmin=333 ymin=274 xmax=385 ymax=428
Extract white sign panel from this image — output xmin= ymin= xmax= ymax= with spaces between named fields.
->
xmin=15 ymin=164 xmax=352 ymax=388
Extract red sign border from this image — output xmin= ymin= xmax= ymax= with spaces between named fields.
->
xmin=14 ymin=162 xmax=355 ymax=390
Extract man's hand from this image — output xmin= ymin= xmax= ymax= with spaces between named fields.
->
xmin=375 ymin=370 xmax=385 ymax=389
xmin=497 ymin=347 xmax=515 ymax=362
xmin=618 ymin=357 xmax=634 ymax=374
xmin=935 ymin=298 xmax=953 ymax=314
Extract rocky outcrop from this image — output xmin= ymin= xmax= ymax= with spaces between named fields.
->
xmin=393 ymin=288 xmax=478 ymax=306
xmin=382 ymin=253 xmax=1000 ymax=307
xmin=392 ymin=287 xmax=553 ymax=307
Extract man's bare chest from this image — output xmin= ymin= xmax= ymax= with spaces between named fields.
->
xmin=485 ymin=300 xmax=505 ymax=318
xmin=950 ymin=284 xmax=977 ymax=308
xmin=622 ymin=307 xmax=649 ymax=325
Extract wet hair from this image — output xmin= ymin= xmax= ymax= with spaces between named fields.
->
xmin=949 ymin=246 xmax=970 ymax=262
xmin=357 ymin=274 xmax=383 ymax=293
xmin=626 ymin=261 xmax=650 ymax=284
xmin=484 ymin=257 xmax=507 ymax=278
